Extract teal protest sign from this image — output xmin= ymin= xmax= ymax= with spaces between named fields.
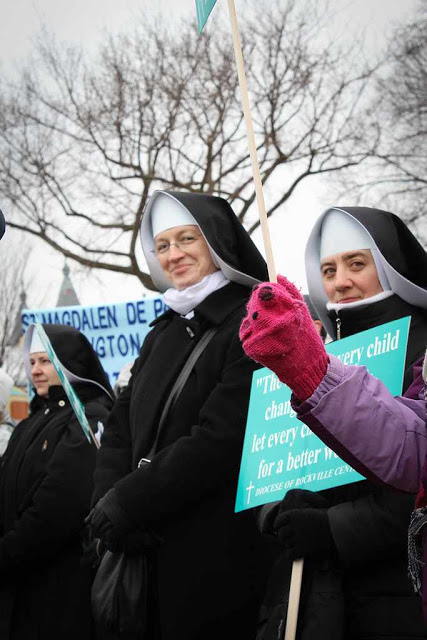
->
xmin=34 ymin=323 xmax=96 ymax=446
xmin=235 ymin=316 xmax=411 ymax=512
xmin=195 ymin=0 xmax=218 ymax=33
xmin=23 ymin=296 xmax=167 ymax=387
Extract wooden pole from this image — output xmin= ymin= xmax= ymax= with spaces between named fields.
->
xmin=89 ymin=427 xmax=101 ymax=450
xmin=284 ymin=558 xmax=304 ymax=640
xmin=225 ymin=3 xmax=302 ymax=636
xmin=226 ymin=0 xmax=277 ymax=283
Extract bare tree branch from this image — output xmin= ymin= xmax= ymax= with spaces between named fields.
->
xmin=335 ymin=4 xmax=427 ymax=240
xmin=0 ymin=1 xmax=380 ymax=289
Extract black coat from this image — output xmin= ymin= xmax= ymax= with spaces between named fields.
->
xmin=0 ymin=385 xmax=111 ymax=640
xmin=258 ymin=300 xmax=427 ymax=640
xmin=260 ymin=483 xmax=427 ymax=640
xmin=94 ymin=283 xmax=272 ymax=640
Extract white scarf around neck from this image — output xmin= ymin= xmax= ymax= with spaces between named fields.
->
xmin=163 ymin=270 xmax=229 ymax=316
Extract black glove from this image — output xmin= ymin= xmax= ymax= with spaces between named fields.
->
xmin=277 ymin=488 xmax=329 ymax=512
xmin=273 ymin=489 xmax=334 ymax=559
xmin=274 ymin=507 xmax=335 ymax=559
xmin=86 ymin=489 xmax=163 ymax=555
xmin=86 ymin=488 xmax=134 ymax=548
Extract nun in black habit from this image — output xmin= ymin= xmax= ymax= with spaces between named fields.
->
xmin=0 ymin=323 xmax=114 ymax=640
xmin=293 ymin=206 xmax=427 ymax=493
xmin=89 ymin=191 xmax=271 ymax=640
xmin=240 ymin=207 xmax=427 ymax=639
xmin=305 ymin=206 xmax=427 ymax=386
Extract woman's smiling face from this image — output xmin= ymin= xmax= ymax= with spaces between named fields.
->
xmin=154 ymin=225 xmax=218 ymax=290
xmin=320 ymin=249 xmax=383 ymax=304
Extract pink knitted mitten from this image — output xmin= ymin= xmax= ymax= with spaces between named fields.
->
xmin=239 ymin=275 xmax=328 ymax=401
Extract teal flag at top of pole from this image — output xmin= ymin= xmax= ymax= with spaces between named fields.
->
xmin=195 ymin=0 xmax=218 ymax=33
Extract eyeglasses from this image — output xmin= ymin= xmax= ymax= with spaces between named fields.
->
xmin=151 ymin=234 xmax=202 ymax=256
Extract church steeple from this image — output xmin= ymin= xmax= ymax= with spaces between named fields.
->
xmin=56 ymin=261 xmax=80 ymax=307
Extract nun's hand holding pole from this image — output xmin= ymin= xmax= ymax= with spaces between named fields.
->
xmin=239 ymin=275 xmax=328 ymax=401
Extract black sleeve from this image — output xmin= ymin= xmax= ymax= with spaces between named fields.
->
xmin=114 ymin=333 xmax=257 ymax=527
xmin=0 ymin=404 xmax=107 ymax=572
xmin=328 ymin=486 xmax=414 ymax=568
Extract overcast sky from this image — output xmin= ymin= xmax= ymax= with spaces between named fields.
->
xmin=1 ymin=0 xmax=419 ymax=307
xmin=2 ymin=0 xmax=417 ymax=68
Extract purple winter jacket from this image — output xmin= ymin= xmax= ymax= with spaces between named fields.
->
xmin=292 ymin=354 xmax=426 ymax=493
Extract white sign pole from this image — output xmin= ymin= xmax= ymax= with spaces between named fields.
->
xmin=226 ymin=0 xmax=277 ymax=283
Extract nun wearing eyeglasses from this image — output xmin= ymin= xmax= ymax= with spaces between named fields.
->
xmin=89 ymin=191 xmax=271 ymax=640
xmin=0 ymin=323 xmax=114 ymax=640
